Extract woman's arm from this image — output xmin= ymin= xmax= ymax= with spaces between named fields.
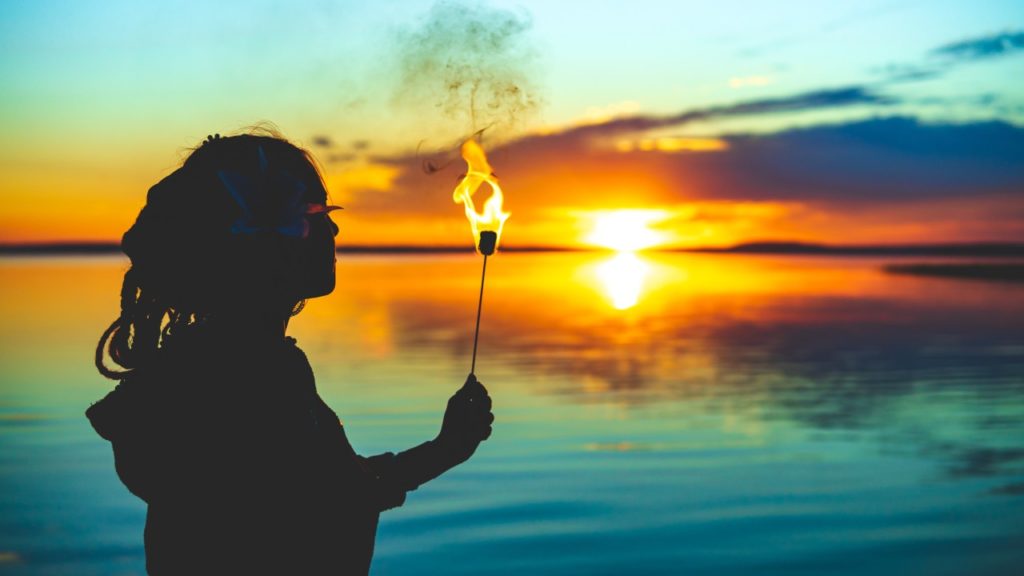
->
xmin=360 ymin=375 xmax=494 ymax=500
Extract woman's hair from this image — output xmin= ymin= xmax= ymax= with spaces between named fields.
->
xmin=96 ymin=128 xmax=331 ymax=379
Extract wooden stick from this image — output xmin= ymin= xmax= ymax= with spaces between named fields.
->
xmin=470 ymin=253 xmax=488 ymax=376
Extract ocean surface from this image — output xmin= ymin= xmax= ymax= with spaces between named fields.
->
xmin=1 ymin=252 xmax=1022 ymax=575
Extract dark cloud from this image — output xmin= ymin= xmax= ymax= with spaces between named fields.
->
xmin=700 ymin=87 xmax=892 ymax=120
xmin=932 ymin=31 xmax=1024 ymax=61
xmin=508 ymin=115 xmax=1024 ymax=205
xmin=311 ymin=135 xmax=334 ymax=148
xmin=681 ymin=117 xmax=1024 ymax=201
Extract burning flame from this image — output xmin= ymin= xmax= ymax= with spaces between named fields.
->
xmin=453 ymin=139 xmax=510 ymax=252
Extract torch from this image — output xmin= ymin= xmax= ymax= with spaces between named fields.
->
xmin=471 ymin=230 xmax=496 ymax=374
xmin=453 ymin=139 xmax=509 ymax=376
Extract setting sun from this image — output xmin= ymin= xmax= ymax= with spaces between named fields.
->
xmin=585 ymin=209 xmax=669 ymax=252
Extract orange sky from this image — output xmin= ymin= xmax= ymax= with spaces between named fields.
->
xmin=2 ymin=127 xmax=1023 ymax=249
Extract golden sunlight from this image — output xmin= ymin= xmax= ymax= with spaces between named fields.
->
xmin=324 ymin=162 xmax=400 ymax=203
xmin=586 ymin=209 xmax=669 ymax=252
xmin=595 ymin=252 xmax=650 ymax=309
xmin=615 ymin=137 xmax=729 ymax=153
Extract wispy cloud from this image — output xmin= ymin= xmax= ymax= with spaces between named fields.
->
xmin=557 ymin=86 xmax=894 ymax=138
xmin=932 ymin=31 xmax=1024 ymax=61
xmin=879 ymin=30 xmax=1024 ymax=83
xmin=874 ymin=63 xmax=943 ymax=83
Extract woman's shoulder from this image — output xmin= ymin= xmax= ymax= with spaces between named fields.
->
xmin=87 ymin=332 xmax=317 ymax=440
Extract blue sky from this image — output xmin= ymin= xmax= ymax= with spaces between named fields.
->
xmin=3 ymin=0 xmax=1021 ymax=146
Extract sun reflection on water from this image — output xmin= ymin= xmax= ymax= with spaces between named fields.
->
xmin=595 ymin=252 xmax=651 ymax=310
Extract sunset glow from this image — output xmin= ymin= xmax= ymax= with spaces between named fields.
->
xmin=1 ymin=2 xmax=1021 ymax=249
xmin=585 ymin=210 xmax=670 ymax=252
xmin=3 ymin=3 xmax=1023 ymax=573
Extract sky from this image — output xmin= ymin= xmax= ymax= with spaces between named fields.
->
xmin=1 ymin=0 xmax=1022 ymax=248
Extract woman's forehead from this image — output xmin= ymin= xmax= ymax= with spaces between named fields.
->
xmin=289 ymin=156 xmax=327 ymax=202
xmin=303 ymin=175 xmax=329 ymax=203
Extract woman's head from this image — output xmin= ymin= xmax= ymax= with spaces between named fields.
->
xmin=97 ymin=129 xmax=339 ymax=378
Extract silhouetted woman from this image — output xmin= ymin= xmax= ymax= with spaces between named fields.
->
xmin=87 ymin=131 xmax=494 ymax=575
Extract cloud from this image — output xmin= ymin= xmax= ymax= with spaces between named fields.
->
xmin=879 ymin=30 xmax=1024 ymax=84
xmin=874 ymin=63 xmax=943 ymax=83
xmin=311 ymin=135 xmax=334 ymax=148
xmin=562 ymin=86 xmax=894 ymax=138
xmin=337 ymin=85 xmax=1024 ymax=246
xmin=677 ymin=117 xmax=1024 ymax=201
xmin=932 ymin=30 xmax=1024 ymax=61
xmin=448 ymin=115 xmax=1023 ymax=211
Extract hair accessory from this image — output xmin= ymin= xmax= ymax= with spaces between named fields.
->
xmin=217 ymin=145 xmax=340 ymax=239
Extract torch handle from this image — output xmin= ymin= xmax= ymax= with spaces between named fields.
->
xmin=470 ymin=253 xmax=489 ymax=376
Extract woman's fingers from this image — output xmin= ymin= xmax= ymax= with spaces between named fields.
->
xmin=473 ymin=410 xmax=494 ymax=441
xmin=464 ymin=374 xmax=487 ymax=393
xmin=452 ymin=375 xmax=494 ymax=443
xmin=467 ymin=392 xmax=491 ymax=412
xmin=473 ymin=409 xmax=493 ymax=426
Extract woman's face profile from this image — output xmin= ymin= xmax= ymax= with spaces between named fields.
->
xmin=297 ymin=207 xmax=338 ymax=299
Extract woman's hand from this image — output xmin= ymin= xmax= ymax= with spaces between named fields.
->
xmin=435 ymin=374 xmax=494 ymax=466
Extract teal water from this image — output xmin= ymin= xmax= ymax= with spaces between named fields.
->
xmin=1 ymin=253 xmax=1023 ymax=574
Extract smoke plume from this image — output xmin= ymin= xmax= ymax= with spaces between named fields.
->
xmin=391 ymin=1 xmax=541 ymax=138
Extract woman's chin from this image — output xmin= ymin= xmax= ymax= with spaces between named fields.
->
xmin=301 ymin=275 xmax=336 ymax=299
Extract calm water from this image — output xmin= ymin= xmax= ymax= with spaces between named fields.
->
xmin=1 ymin=252 xmax=1023 ymax=575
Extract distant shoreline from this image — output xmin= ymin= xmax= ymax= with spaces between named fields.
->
xmin=885 ymin=263 xmax=1024 ymax=283
xmin=2 ymin=241 xmax=1023 ymax=257
xmin=676 ymin=241 xmax=1024 ymax=257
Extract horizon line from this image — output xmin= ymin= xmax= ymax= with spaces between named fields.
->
xmin=2 ymin=240 xmax=1023 ymax=257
